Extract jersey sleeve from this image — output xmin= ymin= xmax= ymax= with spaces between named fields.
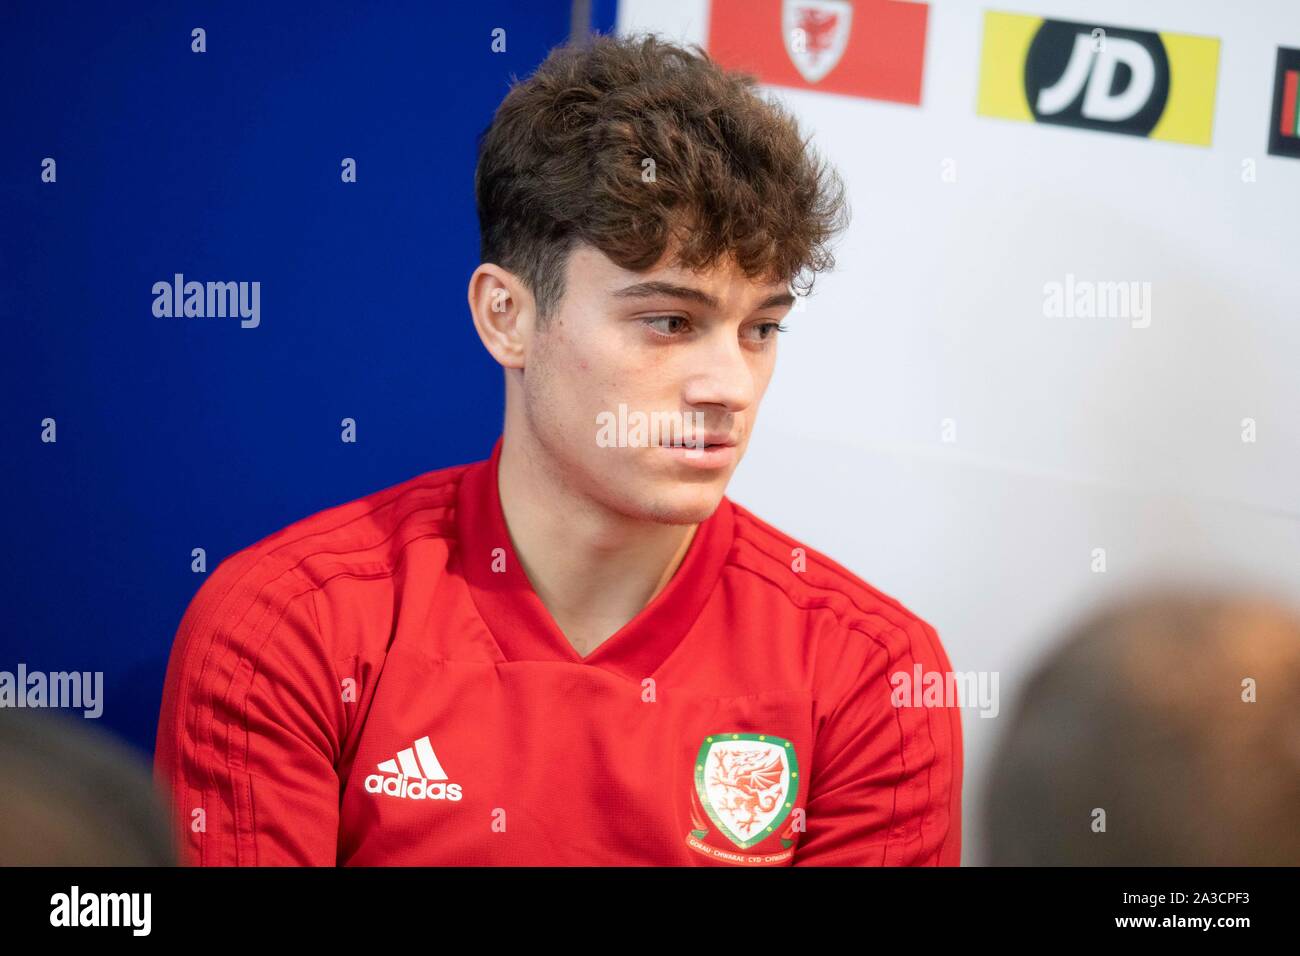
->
xmin=153 ymin=552 xmax=346 ymax=866
xmin=794 ymin=616 xmax=963 ymax=866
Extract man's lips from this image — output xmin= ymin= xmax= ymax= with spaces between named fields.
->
xmin=657 ymin=435 xmax=736 ymax=448
xmin=655 ymin=437 xmax=738 ymax=470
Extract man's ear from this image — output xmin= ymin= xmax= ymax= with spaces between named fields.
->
xmin=467 ymin=263 xmax=533 ymax=370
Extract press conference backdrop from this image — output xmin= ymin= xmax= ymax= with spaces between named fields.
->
xmin=2 ymin=3 xmax=601 ymax=756
xmin=618 ymin=0 xmax=1300 ymax=864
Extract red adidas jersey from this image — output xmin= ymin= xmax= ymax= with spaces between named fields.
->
xmin=154 ymin=436 xmax=962 ymax=866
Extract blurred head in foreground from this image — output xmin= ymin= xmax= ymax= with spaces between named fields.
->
xmin=0 ymin=708 xmax=175 ymax=865
xmin=984 ymin=590 xmax=1300 ymax=865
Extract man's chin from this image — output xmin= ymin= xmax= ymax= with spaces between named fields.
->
xmin=574 ymin=451 xmax=733 ymax=525
xmin=627 ymin=488 xmax=725 ymax=526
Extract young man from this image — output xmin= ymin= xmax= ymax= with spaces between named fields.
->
xmin=154 ymin=33 xmax=962 ymax=866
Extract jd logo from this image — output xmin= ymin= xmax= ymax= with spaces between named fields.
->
xmin=977 ymin=12 xmax=1219 ymax=146
xmin=1026 ymin=21 xmax=1169 ymax=136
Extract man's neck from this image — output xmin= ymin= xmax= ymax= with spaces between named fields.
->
xmin=496 ymin=434 xmax=698 ymax=659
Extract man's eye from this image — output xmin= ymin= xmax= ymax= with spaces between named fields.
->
xmin=643 ymin=316 xmax=689 ymax=336
xmin=747 ymin=321 xmax=788 ymax=342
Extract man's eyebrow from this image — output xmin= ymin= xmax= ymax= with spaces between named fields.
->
xmin=611 ymin=281 xmax=719 ymax=309
xmin=610 ymin=281 xmax=794 ymax=312
xmin=756 ymin=290 xmax=796 ymax=310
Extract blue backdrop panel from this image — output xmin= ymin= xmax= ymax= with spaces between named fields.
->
xmin=1 ymin=1 xmax=576 ymax=755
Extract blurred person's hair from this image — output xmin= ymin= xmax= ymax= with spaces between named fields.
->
xmin=983 ymin=590 xmax=1300 ymax=865
xmin=0 ymin=708 xmax=175 ymax=865
xmin=474 ymin=31 xmax=850 ymax=324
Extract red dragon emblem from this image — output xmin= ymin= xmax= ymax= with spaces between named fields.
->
xmin=691 ymin=732 xmax=799 ymax=855
xmin=708 ymin=747 xmax=786 ymax=835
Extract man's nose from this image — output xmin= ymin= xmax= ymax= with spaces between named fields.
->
xmin=679 ymin=331 xmax=755 ymax=413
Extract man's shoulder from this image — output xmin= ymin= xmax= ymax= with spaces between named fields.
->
xmin=210 ymin=456 xmax=479 ymax=595
xmin=724 ymin=497 xmax=937 ymax=640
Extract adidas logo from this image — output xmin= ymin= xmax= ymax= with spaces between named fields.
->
xmin=364 ymin=735 xmax=463 ymax=801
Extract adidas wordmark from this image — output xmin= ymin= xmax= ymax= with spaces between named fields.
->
xmin=364 ymin=735 xmax=463 ymax=801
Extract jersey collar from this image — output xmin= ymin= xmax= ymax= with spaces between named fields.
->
xmin=455 ymin=435 xmax=736 ymax=681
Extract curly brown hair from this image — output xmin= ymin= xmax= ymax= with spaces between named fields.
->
xmin=474 ymin=32 xmax=850 ymax=322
